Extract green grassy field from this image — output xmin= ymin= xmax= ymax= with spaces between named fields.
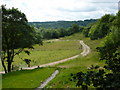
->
xmin=2 ymin=67 xmax=55 ymax=88
xmin=2 ymin=33 xmax=105 ymax=88
xmin=45 ymin=33 xmax=105 ymax=88
xmin=13 ymin=40 xmax=81 ymax=68
xmin=60 ymin=32 xmax=85 ymax=40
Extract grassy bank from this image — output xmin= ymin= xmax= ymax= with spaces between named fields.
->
xmin=2 ymin=67 xmax=55 ymax=88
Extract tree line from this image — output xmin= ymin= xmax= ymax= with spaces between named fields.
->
xmin=71 ymin=11 xmax=120 ymax=89
xmin=29 ymin=19 xmax=96 ymax=29
xmin=39 ymin=24 xmax=84 ymax=39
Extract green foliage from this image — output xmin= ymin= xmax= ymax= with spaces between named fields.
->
xmin=71 ymin=65 xmax=120 ymax=89
xmin=97 ymin=11 xmax=120 ymax=73
xmin=23 ymin=59 xmax=31 ymax=67
xmin=41 ymin=24 xmax=84 ymax=39
xmin=71 ymin=11 xmax=120 ymax=89
xmin=1 ymin=5 xmax=42 ymax=73
xmin=83 ymin=23 xmax=93 ymax=37
xmin=29 ymin=19 xmax=96 ymax=29
xmin=59 ymin=28 xmax=68 ymax=37
xmin=97 ymin=25 xmax=120 ymax=73
xmin=89 ymin=14 xmax=115 ymax=40
xmin=70 ymin=24 xmax=80 ymax=34
xmin=33 ymin=28 xmax=43 ymax=45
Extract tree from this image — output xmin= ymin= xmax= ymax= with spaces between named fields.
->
xmin=71 ymin=11 xmax=120 ymax=89
xmin=43 ymin=29 xmax=52 ymax=39
xmin=33 ymin=27 xmax=43 ymax=45
xmin=51 ymin=29 xmax=60 ymax=39
xmin=89 ymin=14 xmax=115 ymax=40
xmin=23 ymin=59 xmax=31 ymax=67
xmin=71 ymin=24 xmax=80 ymax=34
xmin=82 ymin=23 xmax=93 ymax=37
xmin=59 ymin=28 xmax=67 ymax=37
xmin=2 ymin=5 xmax=39 ymax=73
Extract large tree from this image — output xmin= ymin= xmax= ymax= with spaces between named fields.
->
xmin=2 ymin=5 xmax=37 ymax=73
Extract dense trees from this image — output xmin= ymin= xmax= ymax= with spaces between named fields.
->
xmin=82 ymin=23 xmax=93 ymax=37
xmin=71 ymin=11 xmax=120 ymax=89
xmin=29 ymin=19 xmax=96 ymax=29
xmin=2 ymin=5 xmax=42 ymax=73
xmin=40 ymin=24 xmax=84 ymax=39
xmin=85 ymin=14 xmax=115 ymax=40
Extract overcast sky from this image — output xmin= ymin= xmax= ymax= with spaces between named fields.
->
xmin=0 ymin=0 xmax=119 ymax=22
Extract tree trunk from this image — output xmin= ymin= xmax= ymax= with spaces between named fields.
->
xmin=28 ymin=63 xmax=30 ymax=67
xmin=8 ymin=61 xmax=12 ymax=72
xmin=1 ymin=60 xmax=7 ymax=73
xmin=7 ymin=49 xmax=12 ymax=72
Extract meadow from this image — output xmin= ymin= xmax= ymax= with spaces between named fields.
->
xmin=13 ymin=40 xmax=81 ymax=68
xmin=46 ymin=33 xmax=105 ymax=88
xmin=2 ymin=33 xmax=105 ymax=88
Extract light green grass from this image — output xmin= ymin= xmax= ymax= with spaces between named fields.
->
xmin=60 ymin=32 xmax=85 ymax=40
xmin=2 ymin=67 xmax=55 ymax=88
xmin=13 ymin=40 xmax=81 ymax=67
xmin=46 ymin=53 xmax=105 ymax=88
xmin=46 ymin=33 xmax=105 ymax=88
xmin=2 ymin=33 xmax=105 ymax=88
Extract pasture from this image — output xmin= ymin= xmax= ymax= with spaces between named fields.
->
xmin=13 ymin=40 xmax=81 ymax=68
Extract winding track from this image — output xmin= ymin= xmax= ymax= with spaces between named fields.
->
xmin=22 ymin=40 xmax=90 ymax=70
xmin=36 ymin=40 xmax=90 ymax=89
xmin=0 ymin=40 xmax=90 ymax=74
xmin=0 ymin=40 xmax=91 ymax=89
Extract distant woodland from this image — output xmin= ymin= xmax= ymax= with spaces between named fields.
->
xmin=29 ymin=19 xmax=96 ymax=29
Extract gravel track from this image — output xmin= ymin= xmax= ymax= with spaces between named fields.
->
xmin=0 ymin=40 xmax=90 ymax=74
xmin=35 ymin=40 xmax=90 ymax=89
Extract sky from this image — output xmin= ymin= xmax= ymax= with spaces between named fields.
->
xmin=0 ymin=0 xmax=119 ymax=22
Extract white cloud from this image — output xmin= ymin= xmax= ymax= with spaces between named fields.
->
xmin=0 ymin=0 xmax=119 ymax=21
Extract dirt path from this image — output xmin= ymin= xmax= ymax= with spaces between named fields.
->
xmin=22 ymin=40 xmax=90 ymax=70
xmin=35 ymin=70 xmax=59 ymax=89
xmin=0 ymin=40 xmax=90 ymax=73
xmin=80 ymin=40 xmax=90 ymax=56
xmin=36 ymin=40 xmax=90 ymax=89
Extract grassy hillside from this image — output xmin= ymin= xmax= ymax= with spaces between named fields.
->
xmin=2 ymin=67 xmax=55 ymax=88
xmin=2 ymin=33 xmax=105 ymax=88
xmin=13 ymin=40 xmax=81 ymax=68
xmin=46 ymin=33 xmax=105 ymax=88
